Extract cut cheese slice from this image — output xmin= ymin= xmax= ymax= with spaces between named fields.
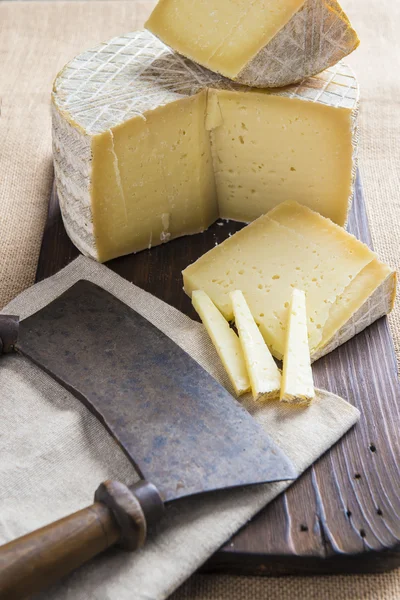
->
xmin=146 ymin=0 xmax=359 ymax=88
xmin=192 ymin=290 xmax=250 ymax=396
xmin=52 ymin=30 xmax=359 ymax=262
xmin=183 ymin=202 xmax=396 ymax=362
xmin=281 ymin=289 xmax=315 ymax=405
xmin=230 ymin=290 xmax=281 ymax=400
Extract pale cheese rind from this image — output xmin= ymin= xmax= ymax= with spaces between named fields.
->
xmin=146 ymin=0 xmax=359 ymax=88
xmin=192 ymin=290 xmax=250 ymax=396
xmin=280 ymin=289 xmax=315 ymax=405
xmin=52 ymin=30 xmax=359 ymax=262
xmin=183 ymin=202 xmax=396 ymax=362
xmin=230 ymin=291 xmax=281 ymax=400
xmin=236 ymin=0 xmax=360 ymax=88
xmin=312 ymin=266 xmax=396 ymax=361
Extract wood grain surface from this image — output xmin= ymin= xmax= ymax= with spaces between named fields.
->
xmin=36 ymin=172 xmax=400 ymax=575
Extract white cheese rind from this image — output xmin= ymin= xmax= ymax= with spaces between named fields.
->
xmin=52 ymin=30 xmax=359 ymax=262
xmin=52 ymin=105 xmax=96 ymax=259
xmin=192 ymin=290 xmax=250 ymax=396
xmin=311 ymin=271 xmax=396 ymax=361
xmin=236 ymin=0 xmax=359 ymax=88
xmin=230 ymin=290 xmax=281 ymax=400
xmin=280 ymin=289 xmax=315 ymax=405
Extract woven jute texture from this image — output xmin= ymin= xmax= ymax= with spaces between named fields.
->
xmin=0 ymin=0 xmax=399 ymax=598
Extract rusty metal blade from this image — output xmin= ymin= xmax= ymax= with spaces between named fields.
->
xmin=16 ymin=280 xmax=296 ymax=502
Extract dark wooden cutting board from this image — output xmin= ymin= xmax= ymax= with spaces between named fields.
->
xmin=36 ymin=172 xmax=400 ymax=575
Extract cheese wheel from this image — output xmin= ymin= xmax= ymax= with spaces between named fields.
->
xmin=52 ymin=30 xmax=359 ymax=262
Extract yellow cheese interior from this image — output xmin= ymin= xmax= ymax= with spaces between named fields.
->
xmin=280 ymin=288 xmax=315 ymax=405
xmin=145 ymin=0 xmax=305 ymax=79
xmin=230 ymin=290 xmax=281 ymax=400
xmin=90 ymin=86 xmax=355 ymax=261
xmin=183 ymin=202 xmax=385 ymax=359
xmin=91 ymin=92 xmax=218 ymax=262
xmin=192 ymin=290 xmax=250 ymax=396
xmin=209 ymin=90 xmax=354 ymax=225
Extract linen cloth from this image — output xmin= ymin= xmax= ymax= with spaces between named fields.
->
xmin=0 ymin=1 xmax=399 ymax=598
xmin=0 ymin=256 xmax=359 ymax=599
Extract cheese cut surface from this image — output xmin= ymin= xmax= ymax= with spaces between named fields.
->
xmin=192 ymin=290 xmax=250 ymax=396
xmin=146 ymin=0 xmax=359 ymax=88
xmin=52 ymin=30 xmax=359 ymax=262
xmin=209 ymin=89 xmax=354 ymax=225
xmin=230 ymin=291 xmax=281 ymax=400
xmin=280 ymin=289 xmax=315 ymax=405
xmin=183 ymin=202 xmax=396 ymax=361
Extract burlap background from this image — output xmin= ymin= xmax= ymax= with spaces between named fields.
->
xmin=1 ymin=0 xmax=399 ymax=598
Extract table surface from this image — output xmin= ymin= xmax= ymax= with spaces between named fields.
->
xmin=36 ymin=172 xmax=400 ymax=576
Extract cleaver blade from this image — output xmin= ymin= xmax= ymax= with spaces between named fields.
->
xmin=14 ymin=280 xmax=296 ymax=501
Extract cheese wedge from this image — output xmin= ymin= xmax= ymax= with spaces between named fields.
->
xmin=146 ymin=0 xmax=359 ymax=88
xmin=230 ymin=290 xmax=281 ymax=400
xmin=183 ymin=202 xmax=396 ymax=362
xmin=192 ymin=290 xmax=250 ymax=396
xmin=52 ymin=30 xmax=359 ymax=262
xmin=280 ymin=289 xmax=315 ymax=405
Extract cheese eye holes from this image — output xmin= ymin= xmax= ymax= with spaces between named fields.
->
xmin=272 ymin=274 xmax=280 ymax=280
xmin=238 ymin=269 xmax=244 ymax=275
xmin=258 ymin=284 xmax=263 ymax=289
xmin=259 ymin=313 xmax=265 ymax=318
xmin=284 ymin=302 xmax=289 ymax=308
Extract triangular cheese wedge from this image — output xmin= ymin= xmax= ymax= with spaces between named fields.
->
xmin=183 ymin=202 xmax=396 ymax=362
xmin=281 ymin=289 xmax=315 ymax=405
xmin=230 ymin=290 xmax=281 ymax=400
xmin=146 ymin=0 xmax=359 ymax=88
xmin=192 ymin=290 xmax=250 ymax=396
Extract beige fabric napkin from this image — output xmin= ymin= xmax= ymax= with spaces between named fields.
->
xmin=0 ymin=256 xmax=359 ymax=599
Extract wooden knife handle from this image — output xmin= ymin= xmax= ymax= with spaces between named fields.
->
xmin=0 ymin=480 xmax=164 ymax=600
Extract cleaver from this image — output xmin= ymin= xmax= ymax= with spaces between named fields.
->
xmin=0 ymin=280 xmax=296 ymax=599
